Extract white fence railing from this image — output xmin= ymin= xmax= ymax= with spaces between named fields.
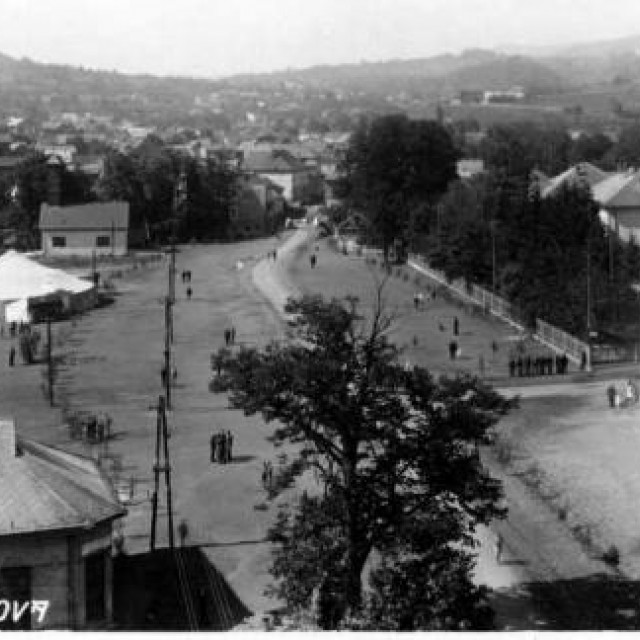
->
xmin=407 ymin=254 xmax=590 ymax=366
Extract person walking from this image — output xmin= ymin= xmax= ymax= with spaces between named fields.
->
xmin=453 ymin=316 xmax=459 ymax=336
xmin=224 ymin=328 xmax=230 ymax=346
xmin=186 ymin=286 xmax=192 ymax=300
xmin=230 ymin=326 xmax=236 ymax=345
xmin=8 ymin=345 xmax=15 ymax=367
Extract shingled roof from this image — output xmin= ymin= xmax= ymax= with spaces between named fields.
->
xmin=0 ymin=419 xmax=125 ymax=537
xmin=243 ymin=149 xmax=307 ymax=173
xmin=39 ymin=201 xmax=129 ymax=231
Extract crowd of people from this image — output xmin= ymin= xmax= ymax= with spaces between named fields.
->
xmin=210 ymin=430 xmax=234 ymax=464
xmin=508 ymin=350 xmax=570 ymax=377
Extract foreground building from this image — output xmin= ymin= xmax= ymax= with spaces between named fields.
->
xmin=0 ymin=418 xmax=125 ymax=630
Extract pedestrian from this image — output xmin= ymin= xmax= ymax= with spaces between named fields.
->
xmin=224 ymin=329 xmax=230 ymax=346
xmin=226 ymin=430 xmax=233 ymax=462
xmin=508 ymin=358 xmax=515 ymax=377
xmin=230 ymin=326 xmax=236 ymax=345
xmin=172 ymin=366 xmax=178 ymax=382
xmin=8 ymin=345 xmax=15 ymax=367
xmin=491 ymin=340 xmax=499 ymax=355
xmin=178 ymin=519 xmax=189 ymax=547
xmin=218 ymin=430 xmax=227 ymax=463
xmin=448 ymin=340 xmax=456 ymax=360
xmin=606 ymin=384 xmax=616 ymax=408
xmin=516 ymin=356 xmax=523 ymax=377
xmin=413 ymin=292 xmax=420 ymax=310
xmin=310 ymin=254 xmax=317 ymax=268
xmin=210 ymin=433 xmax=217 ymax=463
xmin=267 ymin=461 xmax=274 ymax=489
xmin=453 ymin=316 xmax=459 ymax=336
xmin=186 ymin=286 xmax=192 ymax=300
xmin=181 ymin=270 xmax=186 ymax=283
xmin=580 ymin=351 xmax=587 ymax=371
xmin=495 ymin=533 xmax=504 ymax=563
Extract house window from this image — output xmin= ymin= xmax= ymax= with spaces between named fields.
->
xmin=96 ymin=235 xmax=111 ymax=248
xmin=0 ymin=567 xmax=32 ymax=630
xmin=85 ymin=551 xmax=107 ymax=623
xmin=52 ymin=236 xmax=66 ymax=248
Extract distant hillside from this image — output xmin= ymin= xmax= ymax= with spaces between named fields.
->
xmin=227 ymin=50 xmax=571 ymax=98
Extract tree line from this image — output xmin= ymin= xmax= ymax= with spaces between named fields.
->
xmin=337 ymin=115 xmax=640 ymax=340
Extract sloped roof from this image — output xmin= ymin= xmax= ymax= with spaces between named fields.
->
xmin=593 ymin=171 xmax=640 ymax=208
xmin=0 ymin=250 xmax=93 ymax=301
xmin=243 ymin=149 xmax=307 ymax=174
xmin=39 ymin=201 xmax=129 ymax=231
xmin=0 ymin=431 xmax=124 ymax=536
xmin=542 ymin=162 xmax=610 ymax=198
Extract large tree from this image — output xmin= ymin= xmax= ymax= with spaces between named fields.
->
xmin=211 ymin=292 xmax=514 ymax=629
xmin=338 ymin=114 xmax=459 ymax=259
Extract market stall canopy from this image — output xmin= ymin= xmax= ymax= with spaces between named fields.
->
xmin=0 ymin=250 xmax=93 ymax=302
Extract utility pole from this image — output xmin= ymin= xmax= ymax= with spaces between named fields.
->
xmin=586 ymin=238 xmax=592 ymax=372
xmin=47 ymin=315 xmax=54 ymax=406
xmin=150 ymin=394 xmax=175 ymax=551
xmin=164 ymin=296 xmax=172 ymax=410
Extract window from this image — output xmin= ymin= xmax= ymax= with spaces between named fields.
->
xmin=52 ymin=236 xmax=66 ymax=248
xmin=95 ymin=236 xmax=111 ymax=247
xmin=85 ymin=551 xmax=106 ymax=623
xmin=0 ymin=567 xmax=31 ymax=630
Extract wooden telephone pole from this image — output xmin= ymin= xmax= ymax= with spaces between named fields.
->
xmin=150 ymin=395 xmax=175 ymax=551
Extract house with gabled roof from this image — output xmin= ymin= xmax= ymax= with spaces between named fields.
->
xmin=242 ymin=149 xmax=323 ymax=203
xmin=39 ymin=201 xmax=130 ymax=257
xmin=0 ymin=418 xmax=125 ymax=630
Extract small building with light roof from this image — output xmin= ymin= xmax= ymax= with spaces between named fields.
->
xmin=0 ymin=418 xmax=125 ymax=630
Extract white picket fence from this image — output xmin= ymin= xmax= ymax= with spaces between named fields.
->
xmin=407 ymin=254 xmax=590 ymax=366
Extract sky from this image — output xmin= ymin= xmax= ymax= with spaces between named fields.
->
xmin=2 ymin=0 xmax=640 ymax=78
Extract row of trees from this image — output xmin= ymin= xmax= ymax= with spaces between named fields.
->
xmin=466 ymin=121 xmax=640 ymax=178
xmin=425 ymin=172 xmax=640 ymax=336
xmin=95 ymin=136 xmax=238 ymax=244
xmin=0 ymin=137 xmax=252 ymax=248
xmin=336 ymin=114 xmax=640 ymax=339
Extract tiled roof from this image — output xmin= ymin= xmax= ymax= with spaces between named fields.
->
xmin=39 ymin=201 xmax=129 ymax=231
xmin=0 ymin=431 xmax=125 ymax=536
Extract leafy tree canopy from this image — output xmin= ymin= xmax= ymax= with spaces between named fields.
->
xmin=211 ymin=292 xmax=514 ymax=629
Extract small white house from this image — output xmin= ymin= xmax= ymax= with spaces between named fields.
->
xmin=39 ymin=202 xmax=130 ymax=257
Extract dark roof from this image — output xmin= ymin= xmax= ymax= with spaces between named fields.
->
xmin=0 ymin=423 xmax=125 ymax=536
xmin=39 ymin=201 xmax=129 ymax=231
xmin=243 ymin=149 xmax=307 ymax=174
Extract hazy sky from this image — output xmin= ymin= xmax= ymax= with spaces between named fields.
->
xmin=2 ymin=0 xmax=640 ymax=78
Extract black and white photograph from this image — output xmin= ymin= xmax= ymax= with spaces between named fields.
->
xmin=3 ymin=0 xmax=640 ymax=633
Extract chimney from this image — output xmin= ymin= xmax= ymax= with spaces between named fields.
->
xmin=0 ymin=418 xmax=17 ymax=459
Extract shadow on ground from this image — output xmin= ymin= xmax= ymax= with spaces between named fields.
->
xmin=492 ymin=573 xmax=640 ymax=630
xmin=114 ymin=546 xmax=251 ymax=630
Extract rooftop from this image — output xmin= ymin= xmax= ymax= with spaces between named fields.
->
xmin=0 ymin=419 xmax=125 ymax=537
xmin=39 ymin=201 xmax=130 ymax=231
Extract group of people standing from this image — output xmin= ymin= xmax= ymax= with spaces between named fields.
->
xmin=181 ymin=270 xmax=193 ymax=283
xmin=268 ymin=249 xmax=278 ymax=261
xmin=508 ymin=352 xmax=570 ymax=377
xmin=210 ymin=430 xmax=234 ymax=464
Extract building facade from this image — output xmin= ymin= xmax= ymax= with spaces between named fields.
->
xmin=0 ymin=419 xmax=125 ymax=630
xmin=39 ymin=201 xmax=130 ymax=257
